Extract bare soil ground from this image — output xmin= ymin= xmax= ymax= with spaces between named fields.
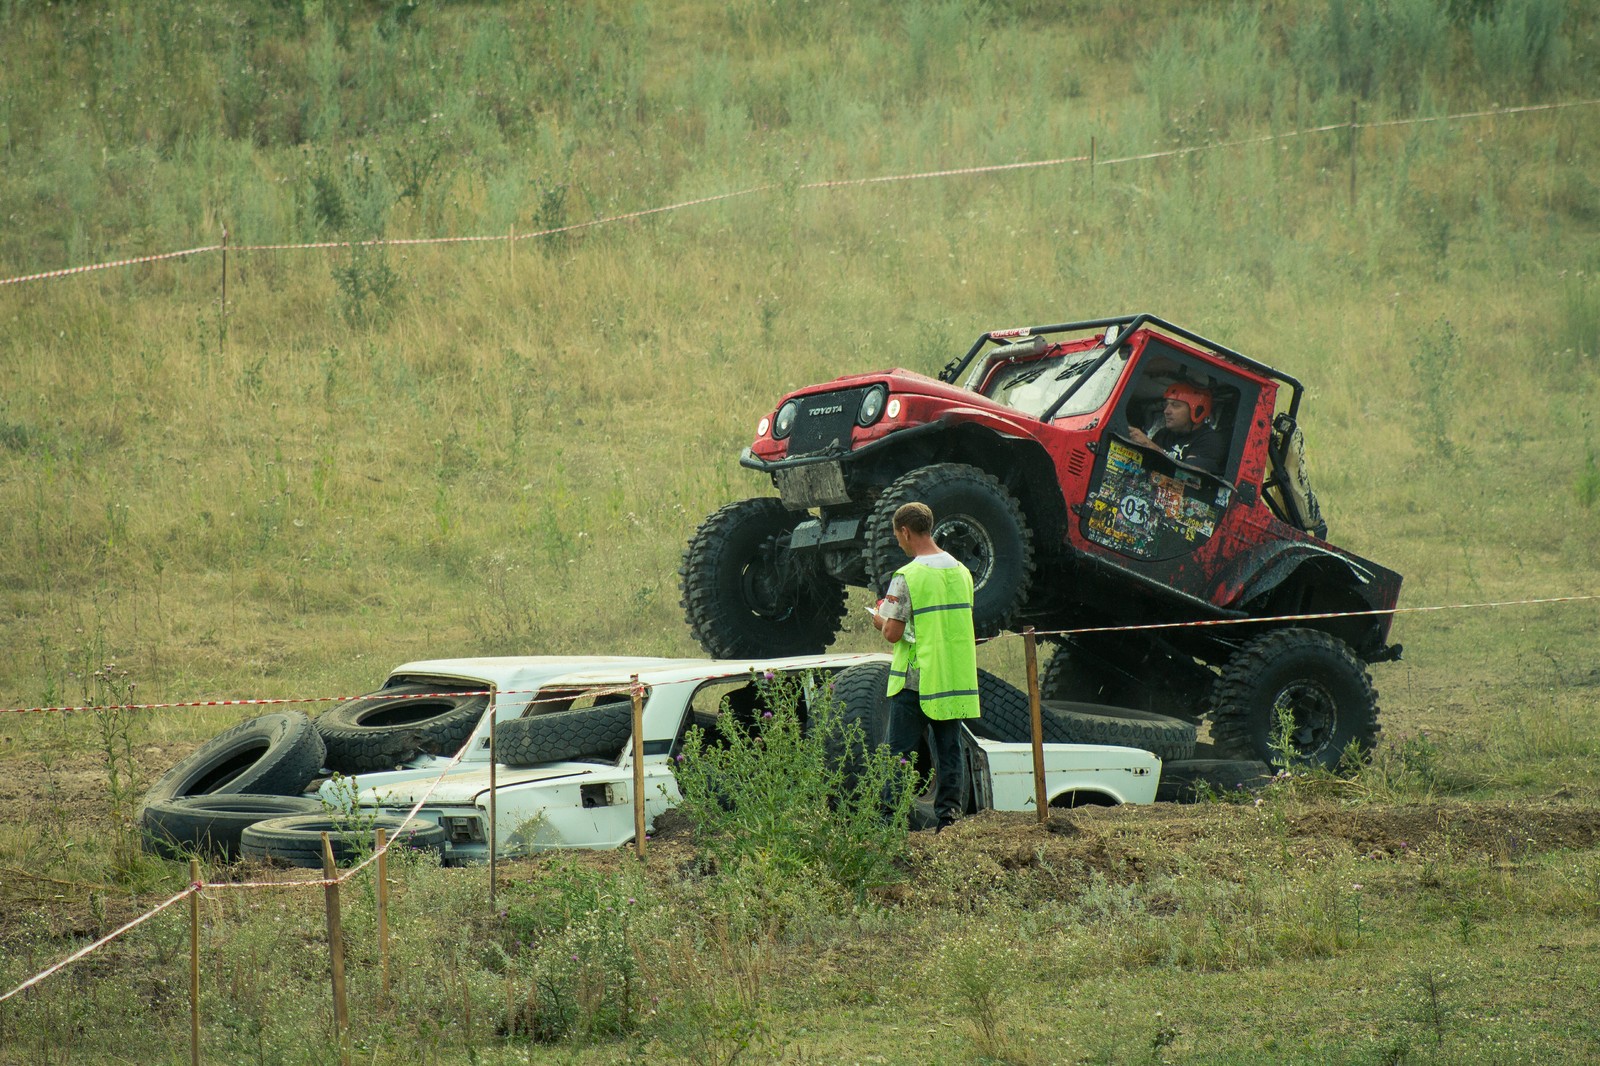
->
xmin=5 ymin=736 xmax=1599 ymax=950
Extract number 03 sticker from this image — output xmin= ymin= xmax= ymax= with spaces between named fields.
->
xmin=1119 ymin=495 xmax=1151 ymax=526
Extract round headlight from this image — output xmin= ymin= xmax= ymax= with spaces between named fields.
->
xmin=857 ymin=384 xmax=888 ymax=427
xmin=757 ymin=416 xmax=770 ymax=437
xmin=886 ymin=398 xmax=901 ymax=419
xmin=773 ymin=400 xmax=799 ymax=440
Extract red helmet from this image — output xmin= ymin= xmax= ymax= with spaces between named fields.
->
xmin=1163 ymin=382 xmax=1212 ymax=423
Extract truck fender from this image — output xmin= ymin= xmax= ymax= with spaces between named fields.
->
xmin=1218 ymin=540 xmax=1377 ymax=611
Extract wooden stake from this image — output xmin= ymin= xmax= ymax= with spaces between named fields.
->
xmin=321 ymin=834 xmax=350 ymax=1066
xmin=489 ymin=704 xmax=498 ymax=912
xmin=218 ymin=225 xmax=228 ymax=355
xmin=1089 ymin=136 xmax=1096 ymax=201
xmin=1024 ymin=628 xmax=1048 ymax=824
xmin=375 ymin=827 xmax=390 ymax=1004
xmin=188 ymin=858 xmax=201 ymax=1066
xmin=631 ymin=674 xmax=646 ymax=860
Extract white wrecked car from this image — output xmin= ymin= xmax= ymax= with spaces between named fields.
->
xmin=139 ymin=653 xmax=1162 ymax=865
xmin=316 ymin=653 xmax=1160 ymax=864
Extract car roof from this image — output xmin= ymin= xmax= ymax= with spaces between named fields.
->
xmin=387 ymin=652 xmax=888 ymax=692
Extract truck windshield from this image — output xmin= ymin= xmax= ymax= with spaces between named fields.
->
xmin=979 ymin=345 xmax=1128 ymax=421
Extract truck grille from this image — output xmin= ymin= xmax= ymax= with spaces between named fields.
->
xmin=789 ymin=388 xmax=866 ymax=456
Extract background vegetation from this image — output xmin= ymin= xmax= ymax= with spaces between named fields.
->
xmin=2 ymin=0 xmax=1598 ymax=1061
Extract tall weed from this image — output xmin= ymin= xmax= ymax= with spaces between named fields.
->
xmin=1409 ymin=317 xmax=1462 ymax=461
xmin=1471 ymin=0 xmax=1571 ymax=96
xmin=673 ymin=672 xmax=919 ymax=904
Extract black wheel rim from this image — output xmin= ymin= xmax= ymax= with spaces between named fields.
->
xmin=1270 ymin=679 xmax=1338 ymax=759
xmin=934 ymin=514 xmax=994 ymax=587
xmin=739 ymin=535 xmax=798 ymax=622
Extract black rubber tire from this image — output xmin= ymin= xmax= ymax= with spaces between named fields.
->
xmin=862 ymin=463 xmax=1034 ymax=638
xmin=1041 ymin=637 xmax=1209 ymax=722
xmin=1210 ymin=627 xmax=1379 ymax=770
xmin=1040 ymin=643 xmax=1128 ymax=705
xmin=141 ymin=794 xmax=325 ymax=860
xmin=964 ymin=671 xmax=1035 ymax=743
xmin=496 ymin=703 xmax=633 ymax=767
xmin=680 ymin=497 xmax=849 ymax=658
xmin=315 ymin=683 xmax=489 ymax=773
xmin=819 ymin=662 xmax=889 ymax=792
xmin=240 ymin=814 xmax=447 ymax=868
xmin=141 ymin=712 xmax=327 ymax=809
xmin=824 ymin=661 xmax=1023 ymax=825
xmin=1039 ymin=701 xmax=1197 ymax=762
xmin=1156 ymin=759 xmax=1274 ymax=803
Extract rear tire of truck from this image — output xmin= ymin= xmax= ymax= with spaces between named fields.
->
xmin=315 ymin=684 xmax=489 ymax=773
xmin=1210 ymin=628 xmax=1378 ymax=770
xmin=239 ymin=814 xmax=446 ymax=868
xmin=141 ymin=712 xmax=326 ymax=809
xmin=680 ymin=497 xmax=848 ymax=658
xmin=496 ymin=703 xmax=634 ymax=766
xmin=142 ymin=794 xmax=326 ymax=860
xmin=862 ymin=464 xmax=1034 ymax=638
xmin=1039 ymin=701 xmax=1197 ymax=762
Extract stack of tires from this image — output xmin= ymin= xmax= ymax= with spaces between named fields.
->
xmin=139 ymin=683 xmax=494 ymax=866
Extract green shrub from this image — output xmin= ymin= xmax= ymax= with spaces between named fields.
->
xmin=672 ymin=671 xmax=919 ymax=903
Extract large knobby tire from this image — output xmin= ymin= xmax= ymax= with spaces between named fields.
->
xmin=862 ymin=463 xmax=1034 ymax=638
xmin=680 ymin=497 xmax=848 ymax=658
xmin=141 ymin=712 xmax=327 ymax=809
xmin=963 ymin=671 xmax=1035 ymax=744
xmin=141 ymin=794 xmax=326 ymax=860
xmin=316 ymin=683 xmax=489 ymax=774
xmin=1210 ymin=628 xmax=1379 ymax=770
xmin=496 ymin=703 xmax=633 ymax=767
xmin=240 ymin=814 xmax=447 ymax=868
xmin=820 ymin=662 xmax=892 ymax=793
xmin=1039 ymin=701 xmax=1197 ymax=762
xmin=1040 ymin=643 xmax=1129 ymax=705
xmin=1041 ymin=638 xmax=1209 ymax=722
xmin=827 ymin=662 xmax=1026 ymax=825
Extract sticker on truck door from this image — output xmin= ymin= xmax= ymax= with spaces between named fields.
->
xmin=1082 ymin=440 xmax=1227 ymax=560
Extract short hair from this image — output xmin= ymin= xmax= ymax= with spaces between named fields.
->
xmin=893 ymin=502 xmax=934 ymax=536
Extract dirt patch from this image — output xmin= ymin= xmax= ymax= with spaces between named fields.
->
xmin=7 ymin=737 xmax=1600 ymax=948
xmin=512 ymin=799 xmax=1600 ymax=913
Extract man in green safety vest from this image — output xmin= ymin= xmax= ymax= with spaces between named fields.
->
xmin=869 ymin=501 xmax=980 ymax=831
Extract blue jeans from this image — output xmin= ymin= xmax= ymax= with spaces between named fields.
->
xmin=886 ymin=687 xmax=966 ymax=824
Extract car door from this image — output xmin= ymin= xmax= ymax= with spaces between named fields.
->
xmin=1075 ymin=339 xmax=1262 ymax=598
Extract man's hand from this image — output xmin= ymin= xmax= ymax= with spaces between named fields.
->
xmin=1127 ymin=426 xmax=1155 ymax=448
xmin=873 ymin=597 xmax=906 ymax=644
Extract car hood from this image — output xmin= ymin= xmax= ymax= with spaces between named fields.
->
xmin=339 ymin=763 xmax=603 ymax=809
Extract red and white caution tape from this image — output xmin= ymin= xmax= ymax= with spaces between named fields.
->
xmin=0 ymin=245 xmax=223 ymax=287
xmin=3 ymin=98 xmax=1595 ymax=288
xmin=1028 ymin=593 xmax=1599 ymax=640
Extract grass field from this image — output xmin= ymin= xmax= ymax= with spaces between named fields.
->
xmin=2 ymin=1 xmax=1599 ymax=1062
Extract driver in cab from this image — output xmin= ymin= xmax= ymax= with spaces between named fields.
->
xmin=1127 ymin=383 xmax=1225 ymax=476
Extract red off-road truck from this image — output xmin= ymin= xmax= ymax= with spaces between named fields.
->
xmin=680 ymin=314 xmax=1403 ymax=768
